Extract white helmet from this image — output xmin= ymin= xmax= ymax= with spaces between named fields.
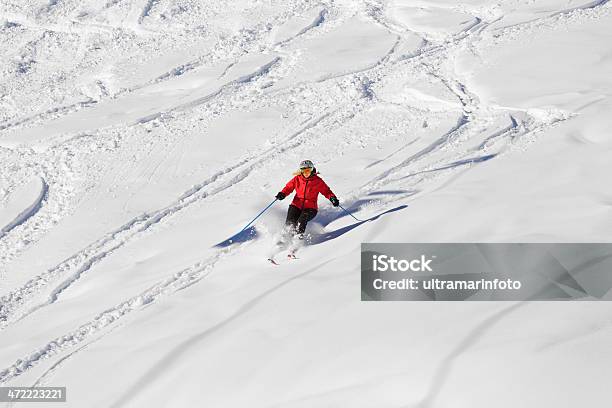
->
xmin=299 ymin=159 xmax=314 ymax=169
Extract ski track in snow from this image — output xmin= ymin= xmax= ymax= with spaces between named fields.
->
xmin=0 ymin=104 xmax=353 ymax=330
xmin=0 ymin=177 xmax=48 ymax=240
xmin=494 ymin=0 xmax=611 ymax=31
xmin=405 ymin=302 xmax=528 ymax=408
xmin=0 ymin=3 xmax=327 ymax=275
xmin=0 ymin=243 xmax=240 ymax=384
xmin=107 ymin=257 xmax=338 ymax=408
xmin=0 ymin=100 xmax=97 ymax=132
xmin=273 ymin=8 xmax=328 ymax=47
xmin=137 ymin=0 xmax=159 ymax=25
xmin=0 ymin=4 xmax=344 ymax=273
xmin=0 ymin=0 xmax=609 ymax=387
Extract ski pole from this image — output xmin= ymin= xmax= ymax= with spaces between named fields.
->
xmin=338 ymin=204 xmax=364 ymax=222
xmin=238 ymin=198 xmax=278 ymax=234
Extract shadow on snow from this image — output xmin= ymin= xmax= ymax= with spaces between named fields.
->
xmin=394 ymin=153 xmax=496 ymax=182
xmin=214 ymin=198 xmax=409 ymax=248
xmin=214 ymin=153 xmax=492 ymax=249
xmin=214 ymin=226 xmax=259 ymax=248
xmin=307 ymin=204 xmax=408 ymax=246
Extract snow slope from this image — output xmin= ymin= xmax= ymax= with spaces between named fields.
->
xmin=0 ymin=0 xmax=611 ymax=407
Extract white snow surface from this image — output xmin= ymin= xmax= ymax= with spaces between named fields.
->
xmin=0 ymin=0 xmax=611 ymax=407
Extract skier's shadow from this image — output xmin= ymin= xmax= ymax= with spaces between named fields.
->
xmin=214 ymin=227 xmax=258 ymax=248
xmin=307 ymin=204 xmax=408 ymax=245
xmin=315 ymin=189 xmax=415 ymax=227
xmin=215 ymin=190 xmax=411 ymax=248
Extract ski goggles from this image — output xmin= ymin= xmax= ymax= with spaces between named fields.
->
xmin=300 ymin=166 xmax=313 ymax=170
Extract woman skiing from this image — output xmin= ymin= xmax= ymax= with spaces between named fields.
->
xmin=275 ymin=159 xmax=339 ymax=240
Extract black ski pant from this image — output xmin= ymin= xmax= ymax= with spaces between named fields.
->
xmin=285 ymin=204 xmax=317 ymax=235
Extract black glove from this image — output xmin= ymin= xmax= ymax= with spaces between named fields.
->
xmin=275 ymin=192 xmax=286 ymax=200
xmin=330 ymin=196 xmax=339 ymax=207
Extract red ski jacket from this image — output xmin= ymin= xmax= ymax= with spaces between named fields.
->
xmin=280 ymin=173 xmax=335 ymax=210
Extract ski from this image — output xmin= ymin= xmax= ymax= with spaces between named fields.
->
xmin=267 ymin=250 xmax=298 ymax=265
xmin=267 ymin=229 xmax=307 ymax=265
xmin=267 ymin=257 xmax=280 ymax=265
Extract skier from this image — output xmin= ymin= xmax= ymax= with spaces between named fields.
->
xmin=275 ymin=159 xmax=339 ymax=241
